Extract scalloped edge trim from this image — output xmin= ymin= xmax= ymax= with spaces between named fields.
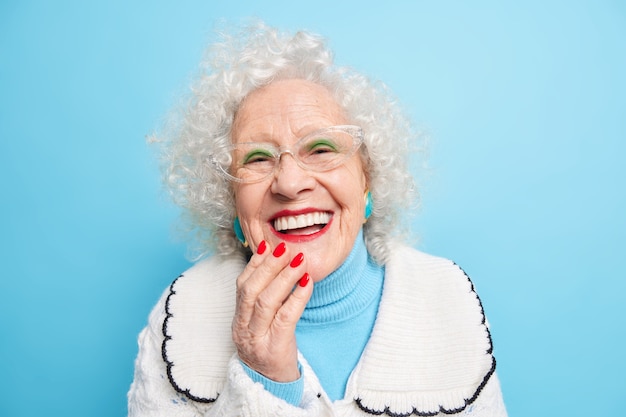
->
xmin=353 ymin=263 xmax=496 ymax=416
xmin=161 ymin=274 xmax=218 ymax=403
xmin=354 ymin=359 xmax=496 ymax=416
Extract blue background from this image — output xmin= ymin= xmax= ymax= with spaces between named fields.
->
xmin=1 ymin=1 xmax=624 ymax=416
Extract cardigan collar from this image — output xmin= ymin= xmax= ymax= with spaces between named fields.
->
xmin=162 ymin=244 xmax=495 ymax=415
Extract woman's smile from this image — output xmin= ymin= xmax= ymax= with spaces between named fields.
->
xmin=270 ymin=209 xmax=333 ymax=241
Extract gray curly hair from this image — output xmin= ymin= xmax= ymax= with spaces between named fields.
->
xmin=157 ymin=22 xmax=421 ymax=264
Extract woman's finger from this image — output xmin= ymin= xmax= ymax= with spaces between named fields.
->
xmin=246 ymin=251 xmax=308 ymax=336
xmin=235 ymin=240 xmax=271 ymax=289
xmin=233 ymin=242 xmax=292 ymax=331
xmin=270 ymin=272 xmax=313 ymax=336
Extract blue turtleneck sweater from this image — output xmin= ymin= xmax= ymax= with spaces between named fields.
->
xmin=243 ymin=230 xmax=385 ymax=405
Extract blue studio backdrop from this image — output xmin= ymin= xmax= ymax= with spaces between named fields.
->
xmin=1 ymin=1 xmax=624 ymax=416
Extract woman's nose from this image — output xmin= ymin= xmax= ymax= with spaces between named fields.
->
xmin=270 ymin=153 xmax=316 ymax=199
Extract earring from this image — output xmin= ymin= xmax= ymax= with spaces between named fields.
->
xmin=233 ymin=217 xmax=248 ymax=247
xmin=364 ymin=190 xmax=373 ymax=222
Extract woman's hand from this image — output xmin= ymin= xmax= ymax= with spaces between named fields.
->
xmin=232 ymin=241 xmax=313 ymax=382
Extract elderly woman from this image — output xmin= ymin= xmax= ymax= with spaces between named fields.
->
xmin=128 ymin=23 xmax=507 ymax=417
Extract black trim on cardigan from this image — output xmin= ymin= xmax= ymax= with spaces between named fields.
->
xmin=162 ymin=274 xmax=219 ymax=403
xmin=353 ymin=266 xmax=497 ymax=416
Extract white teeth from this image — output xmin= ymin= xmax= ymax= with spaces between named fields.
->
xmin=274 ymin=212 xmax=331 ymax=231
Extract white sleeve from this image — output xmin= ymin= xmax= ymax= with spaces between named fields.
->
xmin=127 ymin=292 xmax=334 ymax=417
xmin=460 ymin=372 xmax=508 ymax=417
xmin=207 ymin=356 xmax=334 ymax=417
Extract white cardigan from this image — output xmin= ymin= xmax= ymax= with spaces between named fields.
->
xmin=128 ymin=244 xmax=507 ymax=417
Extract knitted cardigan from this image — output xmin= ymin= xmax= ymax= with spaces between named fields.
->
xmin=128 ymin=244 xmax=507 ymax=417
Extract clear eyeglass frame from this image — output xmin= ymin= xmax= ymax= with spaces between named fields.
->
xmin=208 ymin=125 xmax=364 ymax=184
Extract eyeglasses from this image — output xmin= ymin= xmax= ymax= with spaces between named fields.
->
xmin=209 ymin=125 xmax=364 ymax=184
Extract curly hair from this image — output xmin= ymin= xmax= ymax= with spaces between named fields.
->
xmin=156 ymin=21 xmax=422 ymax=264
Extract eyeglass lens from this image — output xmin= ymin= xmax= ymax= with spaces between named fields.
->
xmin=230 ymin=130 xmax=357 ymax=182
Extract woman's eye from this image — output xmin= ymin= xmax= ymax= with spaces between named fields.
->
xmin=243 ymin=150 xmax=273 ymax=164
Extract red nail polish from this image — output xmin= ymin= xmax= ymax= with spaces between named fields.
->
xmin=299 ymin=273 xmax=310 ymax=287
xmin=273 ymin=242 xmax=286 ymax=257
xmin=290 ymin=253 xmax=304 ymax=268
xmin=257 ymin=240 xmax=267 ymax=255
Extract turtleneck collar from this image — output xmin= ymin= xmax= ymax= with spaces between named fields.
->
xmin=298 ymin=229 xmax=384 ymax=324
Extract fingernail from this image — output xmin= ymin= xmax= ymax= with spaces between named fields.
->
xmin=257 ymin=240 xmax=267 ymax=255
xmin=290 ymin=253 xmax=304 ymax=268
xmin=299 ymin=273 xmax=310 ymax=287
xmin=273 ymin=242 xmax=286 ymax=257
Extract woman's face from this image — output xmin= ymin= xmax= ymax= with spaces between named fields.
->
xmin=232 ymin=79 xmax=368 ymax=282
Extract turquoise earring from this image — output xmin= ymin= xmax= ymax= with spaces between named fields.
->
xmin=233 ymin=217 xmax=248 ymax=247
xmin=364 ymin=190 xmax=373 ymax=221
